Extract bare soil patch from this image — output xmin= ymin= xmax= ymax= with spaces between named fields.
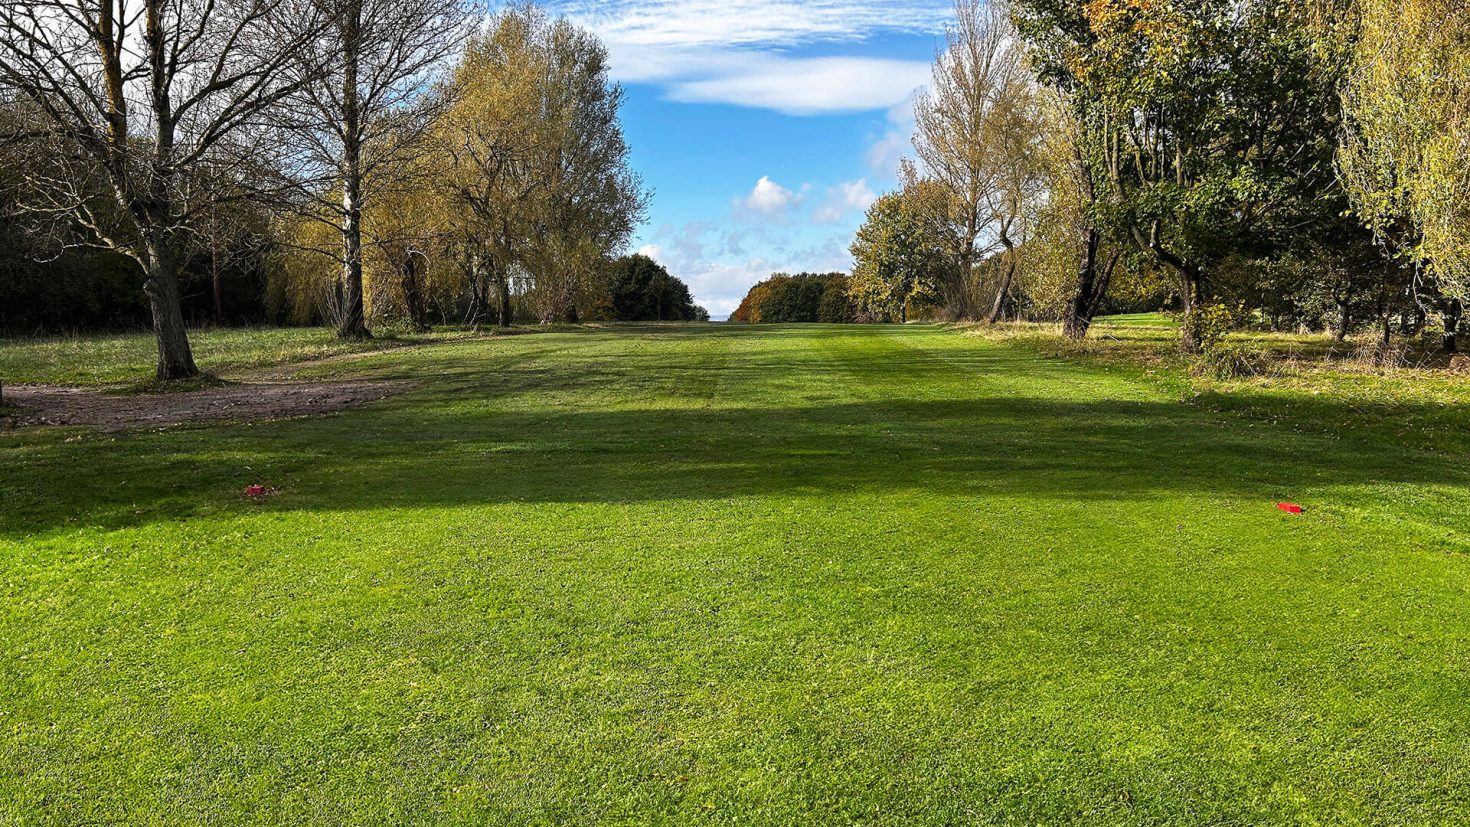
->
xmin=0 ymin=379 xmax=409 ymax=432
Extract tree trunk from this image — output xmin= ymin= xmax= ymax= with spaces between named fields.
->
xmin=987 ymin=262 xmax=1014 ymax=324
xmin=987 ymin=226 xmax=1017 ymax=325
xmin=1444 ymin=299 xmax=1462 ymax=354
xmin=336 ymin=0 xmax=370 ymax=339
xmin=143 ymin=244 xmax=199 ymax=381
xmin=953 ymin=240 xmax=975 ymax=320
xmin=401 ymin=252 xmax=430 ymax=333
xmin=212 ymin=247 xmax=223 ymax=324
xmin=1062 ymin=230 xmax=1116 ymax=340
xmin=1333 ymin=299 xmax=1349 ymax=343
xmin=496 ymin=273 xmax=512 ymax=327
xmin=139 ymin=0 xmax=197 ymax=380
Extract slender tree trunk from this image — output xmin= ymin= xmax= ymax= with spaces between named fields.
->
xmin=954 ymin=241 xmax=975 ymax=321
xmin=496 ymin=272 xmax=512 ymax=327
xmin=401 ymin=252 xmax=429 ymax=332
xmin=143 ymin=242 xmax=198 ymax=381
xmin=987 ymin=225 xmax=1017 ymax=324
xmin=1333 ymin=298 xmax=1350 ymax=343
xmin=336 ymin=0 xmax=370 ymax=339
xmin=1444 ymin=299 xmax=1462 ymax=354
xmin=987 ymin=261 xmax=1015 ymax=324
xmin=212 ymin=247 xmax=223 ymax=324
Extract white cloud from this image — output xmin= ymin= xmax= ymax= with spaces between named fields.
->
xmin=666 ymin=55 xmax=930 ymax=116
xmin=865 ymin=92 xmax=920 ymax=177
xmin=549 ymin=0 xmax=946 ymax=115
xmin=553 ymin=0 xmax=949 ymax=51
xmin=813 ymin=178 xmax=877 ymax=223
xmin=635 ymin=221 xmax=859 ymax=319
xmin=737 ymin=176 xmax=802 ymax=217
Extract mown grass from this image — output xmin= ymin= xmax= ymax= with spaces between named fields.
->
xmin=966 ymin=314 xmax=1470 ymax=455
xmin=0 ymin=326 xmax=474 ymax=387
xmin=3 ymin=323 xmax=1469 ymax=824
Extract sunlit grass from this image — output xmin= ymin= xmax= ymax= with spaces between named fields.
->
xmin=3 ymin=324 xmax=1468 ymax=824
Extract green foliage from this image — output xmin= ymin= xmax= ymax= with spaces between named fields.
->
xmin=1012 ymin=0 xmax=1349 ymax=312
xmin=607 ymin=254 xmax=704 ymax=321
xmin=1340 ymin=0 xmax=1470 ymax=302
xmin=730 ymin=273 xmax=853 ymax=323
xmin=848 ymin=192 xmax=949 ymax=322
xmin=1182 ymin=303 xmax=1238 ymax=352
xmin=1193 ymin=340 xmax=1271 ymax=380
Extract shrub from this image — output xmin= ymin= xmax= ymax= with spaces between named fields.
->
xmin=1181 ymin=303 xmax=1237 ymax=352
xmin=1193 ymin=341 xmax=1271 ymax=380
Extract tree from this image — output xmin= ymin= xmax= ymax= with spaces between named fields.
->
xmin=1339 ymin=0 xmax=1470 ymax=352
xmin=438 ymin=3 xmax=645 ymax=327
xmin=849 ymin=192 xmax=950 ymax=322
xmin=914 ymin=0 xmax=1045 ymax=320
xmin=609 ymin=254 xmax=701 ymax=321
xmin=283 ymin=0 xmax=474 ymax=338
xmin=0 ymin=0 xmax=328 ymax=379
xmin=729 ymin=273 xmax=851 ymax=324
xmin=1013 ymin=0 xmax=1348 ymax=349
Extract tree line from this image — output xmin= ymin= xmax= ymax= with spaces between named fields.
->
xmin=842 ymin=0 xmax=1469 ymax=354
xmin=0 ymin=1 xmax=677 ymax=380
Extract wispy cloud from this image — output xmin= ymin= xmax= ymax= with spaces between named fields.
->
xmin=638 ymin=220 xmax=857 ymax=318
xmin=865 ymin=92 xmax=919 ymax=176
xmin=813 ymin=178 xmax=877 ymax=223
xmin=548 ymin=0 xmax=945 ymax=114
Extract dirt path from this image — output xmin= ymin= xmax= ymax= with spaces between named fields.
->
xmin=0 ymin=379 xmax=409 ymax=432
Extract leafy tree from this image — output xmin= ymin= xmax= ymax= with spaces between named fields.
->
xmin=730 ymin=273 xmax=852 ymax=323
xmin=914 ymin=0 xmax=1048 ymax=321
xmin=849 ymin=192 xmax=950 ymax=322
xmin=609 ymin=254 xmax=701 ymax=321
xmin=438 ymin=3 xmax=646 ymax=326
xmin=1339 ymin=0 xmax=1470 ymax=351
xmin=1013 ymin=0 xmax=1348 ymax=349
xmin=283 ymin=0 xmax=474 ymax=339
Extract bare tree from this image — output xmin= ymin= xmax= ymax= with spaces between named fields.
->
xmin=0 ymin=0 xmax=328 ymax=379
xmin=281 ymin=0 xmax=475 ymax=338
xmin=913 ymin=0 xmax=1043 ymax=321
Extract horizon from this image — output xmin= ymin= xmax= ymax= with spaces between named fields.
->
xmin=547 ymin=0 xmax=952 ymax=319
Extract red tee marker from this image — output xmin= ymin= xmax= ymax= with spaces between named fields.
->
xmin=1276 ymin=502 xmax=1303 ymax=514
xmin=244 ymin=485 xmax=268 ymax=498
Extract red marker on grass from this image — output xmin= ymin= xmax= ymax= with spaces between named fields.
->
xmin=1276 ymin=502 xmax=1303 ymax=514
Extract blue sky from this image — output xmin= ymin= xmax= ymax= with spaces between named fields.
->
xmin=546 ymin=0 xmax=954 ymax=319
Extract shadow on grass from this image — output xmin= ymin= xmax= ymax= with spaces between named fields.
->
xmin=4 ymin=384 xmax=1467 ymax=539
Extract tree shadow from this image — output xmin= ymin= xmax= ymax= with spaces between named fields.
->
xmin=3 ymin=382 xmax=1466 ymax=539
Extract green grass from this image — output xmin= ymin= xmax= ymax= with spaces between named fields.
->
xmin=0 ymin=326 xmax=474 ymax=386
xmin=969 ymin=317 xmax=1470 ymax=454
xmin=3 ymin=324 xmax=1469 ymax=824
xmin=1094 ymin=311 xmax=1179 ymax=328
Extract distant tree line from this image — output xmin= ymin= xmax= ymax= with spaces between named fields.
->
xmin=0 ymin=1 xmax=664 ymax=378
xmin=729 ymin=273 xmax=856 ymax=324
xmin=837 ymin=0 xmax=1470 ymax=355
